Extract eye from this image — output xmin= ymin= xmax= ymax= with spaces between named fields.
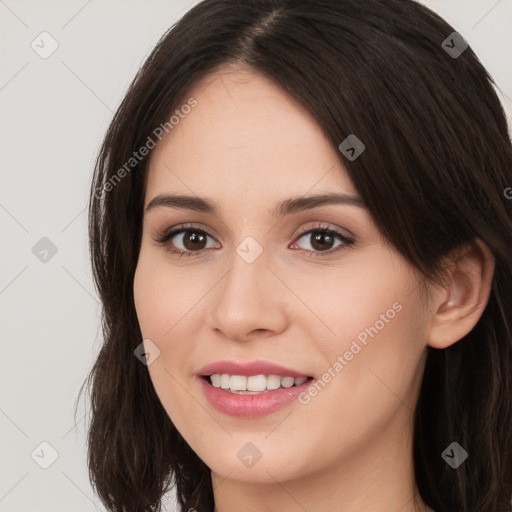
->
xmin=290 ymin=224 xmax=354 ymax=257
xmin=154 ymin=223 xmax=219 ymax=257
xmin=154 ymin=222 xmax=355 ymax=258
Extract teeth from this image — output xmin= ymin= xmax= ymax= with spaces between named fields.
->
xmin=229 ymin=375 xmax=247 ymax=391
xmin=266 ymin=374 xmax=281 ymax=390
xmin=220 ymin=374 xmax=230 ymax=388
xmin=247 ymin=374 xmax=267 ymax=392
xmin=281 ymin=376 xmax=295 ymax=388
xmin=210 ymin=374 xmax=222 ymax=387
xmin=209 ymin=373 xmax=310 ymax=393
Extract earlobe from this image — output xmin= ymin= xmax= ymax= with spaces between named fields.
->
xmin=426 ymin=239 xmax=495 ymax=349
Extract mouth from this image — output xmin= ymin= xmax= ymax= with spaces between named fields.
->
xmin=201 ymin=374 xmax=315 ymax=394
xmin=196 ymin=360 xmax=316 ymax=416
xmin=198 ymin=372 xmax=315 ymax=417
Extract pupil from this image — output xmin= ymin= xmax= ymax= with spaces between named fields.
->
xmin=312 ymin=232 xmax=333 ymax=251
xmin=184 ymin=231 xmax=206 ymax=250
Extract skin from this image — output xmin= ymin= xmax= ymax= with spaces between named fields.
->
xmin=133 ymin=67 xmax=495 ymax=512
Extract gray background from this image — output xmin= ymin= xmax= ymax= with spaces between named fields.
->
xmin=1 ymin=1 xmax=511 ymax=511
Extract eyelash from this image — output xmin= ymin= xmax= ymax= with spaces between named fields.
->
xmin=154 ymin=222 xmax=355 ymax=259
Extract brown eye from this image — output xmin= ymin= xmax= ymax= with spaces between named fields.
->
xmin=308 ymin=230 xmax=336 ymax=251
xmin=291 ymin=226 xmax=354 ymax=257
xmin=156 ymin=227 xmax=219 ymax=257
xmin=179 ymin=230 xmax=208 ymax=251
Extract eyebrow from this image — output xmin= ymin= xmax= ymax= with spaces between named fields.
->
xmin=145 ymin=192 xmax=366 ymax=217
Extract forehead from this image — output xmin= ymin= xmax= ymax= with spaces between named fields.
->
xmin=145 ymin=67 xmax=359 ymax=205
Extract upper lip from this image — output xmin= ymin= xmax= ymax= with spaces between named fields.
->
xmin=197 ymin=360 xmax=312 ymax=378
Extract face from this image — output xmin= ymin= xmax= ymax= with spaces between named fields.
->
xmin=133 ymin=67 xmax=432 ymax=484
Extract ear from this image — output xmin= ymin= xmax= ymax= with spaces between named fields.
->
xmin=426 ymin=238 xmax=495 ymax=349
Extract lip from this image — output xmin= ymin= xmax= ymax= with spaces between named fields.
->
xmin=196 ymin=360 xmax=311 ymax=379
xmin=196 ymin=360 xmax=315 ymax=417
xmin=198 ymin=375 xmax=315 ymax=417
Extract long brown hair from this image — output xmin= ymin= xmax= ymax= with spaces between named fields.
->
xmin=78 ymin=1 xmax=512 ymax=510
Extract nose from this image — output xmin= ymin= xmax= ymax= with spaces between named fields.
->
xmin=207 ymin=246 xmax=288 ymax=342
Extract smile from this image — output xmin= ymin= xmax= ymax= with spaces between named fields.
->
xmin=206 ymin=373 xmax=311 ymax=393
xmin=198 ymin=374 xmax=315 ymax=417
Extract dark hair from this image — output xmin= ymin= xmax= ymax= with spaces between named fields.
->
xmin=77 ymin=0 xmax=512 ymax=510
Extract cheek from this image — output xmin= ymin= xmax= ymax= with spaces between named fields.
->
xmin=288 ymin=253 xmax=417 ymax=357
xmin=287 ymin=254 xmax=426 ymax=423
xmin=133 ymin=257 xmax=197 ymax=435
xmin=133 ymin=249 xmax=205 ymax=392
xmin=133 ymin=249 xmax=205 ymax=339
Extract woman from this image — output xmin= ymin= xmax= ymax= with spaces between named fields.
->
xmin=79 ymin=0 xmax=512 ymax=511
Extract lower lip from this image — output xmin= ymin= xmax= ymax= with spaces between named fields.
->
xmin=198 ymin=376 xmax=314 ymax=417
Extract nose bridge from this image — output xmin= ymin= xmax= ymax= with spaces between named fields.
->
xmin=219 ymin=227 xmax=269 ymax=291
xmin=219 ymin=237 xmax=268 ymax=308
xmin=207 ymin=235 xmax=286 ymax=339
